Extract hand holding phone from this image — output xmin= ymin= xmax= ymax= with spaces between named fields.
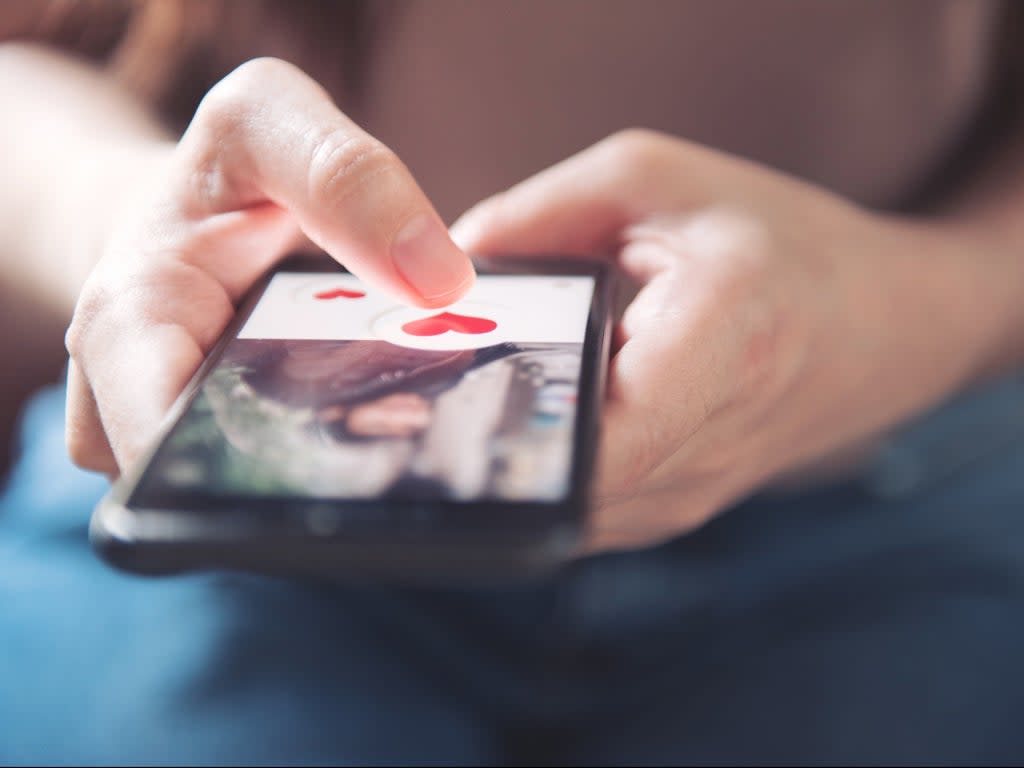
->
xmin=91 ymin=255 xmax=611 ymax=580
xmin=64 ymin=58 xmax=475 ymax=479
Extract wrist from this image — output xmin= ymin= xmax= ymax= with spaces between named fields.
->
xmin=878 ymin=213 xmax=1024 ymax=392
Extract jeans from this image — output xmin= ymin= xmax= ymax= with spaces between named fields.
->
xmin=3 ymin=378 xmax=1024 ymax=765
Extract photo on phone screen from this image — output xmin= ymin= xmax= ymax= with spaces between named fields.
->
xmin=130 ymin=271 xmax=596 ymax=505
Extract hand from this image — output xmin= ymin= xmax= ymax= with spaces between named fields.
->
xmin=452 ymin=130 xmax=1007 ymax=552
xmin=65 ymin=58 xmax=474 ymax=475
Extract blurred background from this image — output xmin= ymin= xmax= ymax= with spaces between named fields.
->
xmin=6 ymin=2 xmax=1024 ymax=764
xmin=1 ymin=0 xmax=1022 ymax=472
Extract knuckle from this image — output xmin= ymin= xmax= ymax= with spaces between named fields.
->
xmin=186 ymin=80 xmax=255 ymax=208
xmin=66 ymin=271 xmax=151 ymax=361
xmin=73 ymin=261 xmax=233 ymax=365
xmin=65 ymin=282 xmax=110 ymax=360
xmin=226 ymin=56 xmax=296 ymax=88
xmin=685 ymin=210 xmax=775 ymax=293
xmin=194 ymin=57 xmax=321 ymax=146
xmin=723 ymin=226 xmax=775 ymax=295
xmin=602 ymin=128 xmax=673 ymax=171
xmin=306 ymin=129 xmax=400 ymax=204
xmin=202 ymin=58 xmax=294 ymax=121
xmin=189 ymin=58 xmax=302 ymax=171
xmin=133 ymin=264 xmax=234 ymax=347
xmin=194 ymin=77 xmax=248 ymax=140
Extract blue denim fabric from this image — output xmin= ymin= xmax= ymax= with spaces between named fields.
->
xmin=3 ymin=378 xmax=1024 ymax=765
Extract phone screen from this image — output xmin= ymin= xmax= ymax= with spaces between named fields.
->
xmin=130 ymin=270 xmax=596 ymax=506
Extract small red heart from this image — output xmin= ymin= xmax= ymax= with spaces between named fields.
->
xmin=315 ymin=287 xmax=366 ymax=300
xmin=402 ymin=311 xmax=497 ymax=337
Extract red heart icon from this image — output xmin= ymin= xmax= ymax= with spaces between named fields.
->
xmin=402 ymin=311 xmax=497 ymax=337
xmin=315 ymin=287 xmax=366 ymax=300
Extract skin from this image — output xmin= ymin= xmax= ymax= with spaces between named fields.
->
xmin=58 ymin=57 xmax=476 ymax=473
xmin=452 ymin=132 xmax=1024 ymax=550
xmin=345 ymin=393 xmax=432 ymax=438
xmin=4 ymin=44 xmax=1024 ymax=553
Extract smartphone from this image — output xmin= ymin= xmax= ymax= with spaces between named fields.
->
xmin=90 ymin=253 xmax=612 ymax=581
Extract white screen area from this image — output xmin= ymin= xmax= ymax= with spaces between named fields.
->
xmin=240 ymin=272 xmax=594 ymax=347
xmin=138 ymin=272 xmax=596 ymax=503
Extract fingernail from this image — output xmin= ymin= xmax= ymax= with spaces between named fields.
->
xmin=392 ymin=212 xmax=474 ymax=301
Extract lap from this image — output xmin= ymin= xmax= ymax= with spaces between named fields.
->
xmin=5 ymin=377 xmax=1024 ymax=765
xmin=562 ymin=375 xmax=1024 ymax=764
xmin=0 ymin=388 xmax=494 ymax=765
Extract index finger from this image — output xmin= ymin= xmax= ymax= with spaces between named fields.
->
xmin=173 ymin=57 xmax=474 ymax=307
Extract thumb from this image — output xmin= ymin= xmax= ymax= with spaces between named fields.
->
xmin=451 ymin=129 xmax=700 ymax=258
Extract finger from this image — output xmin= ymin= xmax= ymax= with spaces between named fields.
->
xmin=67 ymin=54 xmax=476 ymax=473
xmin=75 ymin=314 xmax=207 ymax=472
xmin=594 ymin=340 xmax=711 ymax=500
xmin=450 ymin=129 xmax=702 ymax=259
xmin=67 ymin=199 xmax=297 ymax=472
xmin=591 ymin=258 xmax=743 ymax=500
xmin=173 ymin=57 xmax=474 ymax=307
xmin=65 ymin=360 xmax=118 ymax=475
xmin=583 ymin=478 xmax=723 ymax=555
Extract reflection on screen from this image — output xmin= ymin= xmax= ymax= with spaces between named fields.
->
xmin=134 ymin=273 xmax=594 ymax=503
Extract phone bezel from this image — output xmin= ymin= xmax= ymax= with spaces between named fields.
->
xmin=91 ymin=253 xmax=612 ymax=577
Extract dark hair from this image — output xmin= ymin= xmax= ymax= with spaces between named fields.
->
xmin=235 ymin=340 xmax=522 ymax=411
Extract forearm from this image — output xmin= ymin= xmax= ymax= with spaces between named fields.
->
xmin=0 ymin=42 xmax=172 ymax=316
xmin=0 ymin=43 xmax=172 ymax=470
xmin=914 ymin=122 xmax=1024 ymax=382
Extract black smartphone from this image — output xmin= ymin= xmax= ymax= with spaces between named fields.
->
xmin=90 ymin=254 xmax=612 ymax=581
